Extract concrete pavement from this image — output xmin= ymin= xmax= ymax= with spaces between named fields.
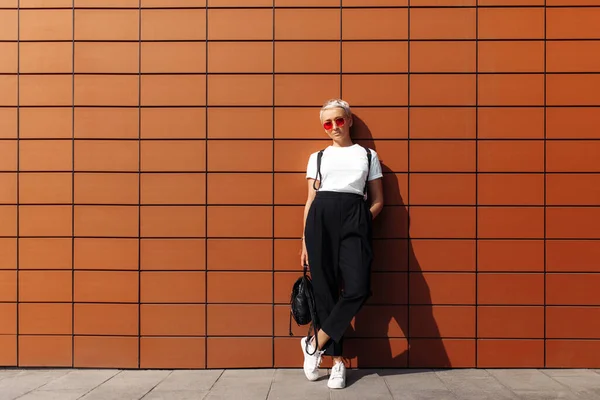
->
xmin=1 ymin=368 xmax=599 ymax=399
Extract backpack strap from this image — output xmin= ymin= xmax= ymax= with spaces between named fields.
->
xmin=312 ymin=149 xmax=324 ymax=191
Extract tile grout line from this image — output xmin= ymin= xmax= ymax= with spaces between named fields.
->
xmin=204 ymin=0 xmax=209 ymax=370
xmin=543 ymin=0 xmax=548 ymax=368
xmin=137 ymin=0 xmax=142 ymax=369
xmin=406 ymin=0 xmax=411 ymax=368
xmin=15 ymin=0 xmax=20 ymax=368
xmin=474 ymin=1 xmax=478 ymax=369
xmin=271 ymin=0 xmax=276 ymax=369
xmin=71 ymin=0 xmax=75 ymax=368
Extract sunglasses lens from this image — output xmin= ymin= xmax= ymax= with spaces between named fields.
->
xmin=323 ymin=121 xmax=333 ymax=130
xmin=335 ymin=118 xmax=345 ymax=127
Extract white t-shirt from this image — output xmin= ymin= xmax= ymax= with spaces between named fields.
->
xmin=306 ymin=144 xmax=383 ymax=196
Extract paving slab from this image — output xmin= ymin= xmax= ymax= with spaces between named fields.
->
xmin=0 ymin=370 xmax=71 ymax=400
xmin=79 ymin=370 xmax=171 ymax=400
xmin=383 ymin=369 xmax=457 ymax=400
xmin=267 ymin=369 xmax=330 ymax=400
xmin=435 ymin=369 xmax=519 ymax=400
xmin=203 ymin=369 xmax=275 ymax=400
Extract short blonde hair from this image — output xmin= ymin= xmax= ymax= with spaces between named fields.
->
xmin=320 ymin=98 xmax=352 ymax=121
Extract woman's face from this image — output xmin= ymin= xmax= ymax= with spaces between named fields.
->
xmin=321 ymin=107 xmax=352 ymax=141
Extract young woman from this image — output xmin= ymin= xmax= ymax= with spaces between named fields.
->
xmin=300 ymin=99 xmax=384 ymax=389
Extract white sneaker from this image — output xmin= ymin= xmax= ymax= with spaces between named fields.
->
xmin=327 ymin=361 xmax=346 ymax=389
xmin=300 ymin=336 xmax=323 ymax=381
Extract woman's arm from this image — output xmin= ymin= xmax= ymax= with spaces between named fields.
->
xmin=367 ymin=178 xmax=384 ymax=219
xmin=300 ymin=179 xmax=318 ymax=266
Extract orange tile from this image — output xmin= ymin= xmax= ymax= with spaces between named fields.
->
xmin=74 ymin=238 xmax=138 ymax=270
xmin=343 ymin=41 xmax=407 ymax=73
xmin=373 ymin=239 xmax=409 ymax=272
xmin=370 ymin=272 xmax=410 ymax=304
xmin=210 ymin=0 xmax=269 ymax=4
xmin=344 ymin=338 xmax=408 ymax=368
xmin=207 ymin=173 xmax=271 ymax=205
xmin=478 ymin=273 xmax=544 ymax=305
xmin=547 ymin=340 xmax=600 ymax=368
xmin=547 ymin=307 xmax=600 ymax=339
xmin=74 ymin=271 xmax=138 ymax=303
xmin=478 ymin=107 xmax=544 ymax=139
xmin=141 ymin=271 xmax=205 ymax=303
xmin=19 ymin=303 xmax=71 ymax=335
xmin=409 ymin=272 xmax=475 ymax=305
xmin=0 ymin=271 xmax=17 ymax=301
xmin=0 ymin=335 xmax=16 ymax=366
xmin=19 ymin=42 xmax=72 ymax=73
xmin=410 ymin=173 xmax=475 ymax=205
xmin=20 ymin=108 xmax=72 ymax=139
xmin=19 ymin=238 xmax=72 ymax=270
xmin=547 ymin=7 xmax=600 ymax=39
xmin=141 ymin=304 xmax=205 ymax=336
xmin=141 ymin=108 xmax=205 ymax=139
xmin=142 ymin=173 xmax=205 ymax=205
xmin=411 ymin=75 xmax=475 ymax=106
xmin=141 ymin=75 xmax=206 ymax=106
xmin=274 ymin=140 xmax=328 ymax=173
xmin=548 ymin=74 xmax=600 ymax=106
xmin=20 ymin=9 xmax=72 ymax=40
xmin=411 ymin=41 xmax=475 ymax=73
xmin=208 ymin=140 xmax=271 ymax=172
xmin=275 ymin=42 xmax=339 ymax=74
xmin=75 ymin=108 xmax=138 ymax=139
xmin=74 ymin=336 xmax=138 ymax=368
xmin=142 ymin=9 xmax=205 ymax=40
xmin=351 ymin=305 xmax=408 ymax=338
xmin=274 ymin=206 xmax=302 ymax=238
xmin=74 ymin=304 xmax=138 ymax=335
xmin=344 ymin=75 xmax=409 ymax=106
xmin=0 ymin=43 xmax=16 ymax=73
xmin=207 ymin=206 xmax=272 ymax=238
xmin=546 ymin=240 xmax=600 ymax=272
xmin=74 ymin=0 xmax=139 ymax=6
xmin=274 ymin=108 xmax=323 ymax=139
xmin=372 ymin=206 xmax=410 ymax=239
xmin=75 ymin=173 xmax=138 ymax=205
xmin=20 ymin=75 xmax=72 ymax=106
xmin=409 ymin=338 xmax=474 ymax=368
xmin=208 ymin=271 xmax=272 ymax=303
xmin=207 ymin=337 xmax=272 ymax=368
xmin=478 ymin=240 xmax=544 ymax=272
xmin=343 ymin=8 xmax=407 ymax=39
xmin=0 ymin=10 xmax=17 ymax=40
xmin=142 ymin=42 xmax=205 ymax=74
xmin=479 ymin=41 xmax=544 ymax=73
xmin=0 ymin=108 xmax=17 ymax=138
xmin=0 ymin=206 xmax=16 ymax=236
xmin=479 ymin=74 xmax=544 ymax=106
xmin=141 ymin=206 xmax=205 ymax=238
xmin=19 ymin=336 xmax=72 ymax=367
xmin=478 ymin=173 xmax=544 ymax=205
xmin=351 ymin=107 xmax=409 ymax=140
xmin=207 ymin=304 xmax=272 ymax=336
xmin=275 ymin=75 xmax=340 ymax=106
xmin=0 ymin=173 xmax=16 ymax=204
xmin=208 ymin=108 xmax=272 ymax=139
xmin=478 ymin=306 xmax=544 ymax=338
xmin=410 ymin=239 xmax=475 ymax=272
xmin=410 ymin=108 xmax=476 ymax=139
xmin=370 ymin=141 xmax=409 ymax=171
xmin=207 ymin=239 xmax=272 ymax=271
xmin=0 ymin=303 xmax=16 ymax=334
xmin=478 ymin=140 xmax=544 ymax=172
xmin=75 ymin=140 xmax=137 ymax=172
xmin=547 ymin=140 xmax=600 ymax=172
xmin=208 ymin=75 xmax=272 ymax=106
xmin=75 ymin=42 xmax=139 ymax=74
xmin=0 ymin=76 xmax=17 ymax=107
xmin=477 ymin=339 xmax=543 ymax=368
xmin=344 ymin=0 xmax=407 ymax=4
xmin=548 ymin=207 xmax=600 ymax=239
xmin=21 ymin=0 xmax=73 ymax=6
xmin=277 ymin=0 xmax=339 ymax=4
xmin=410 ymin=141 xmax=475 ymax=172
xmin=412 ymin=0 xmax=473 ymax=4
xmin=275 ymin=8 xmax=339 ymax=40
xmin=478 ymin=7 xmax=544 ymax=39
xmin=19 ymin=205 xmax=72 ymax=237
xmin=208 ymin=9 xmax=270 ymax=40
xmin=208 ymin=42 xmax=271 ymax=73
xmin=75 ymin=9 xmax=139 ymax=40
xmin=75 ymin=75 xmax=139 ymax=106
xmin=478 ymin=207 xmax=544 ymax=239
xmin=274 ymin=173 xmax=305 ymax=205
xmin=0 ymin=238 xmax=16 ymax=269
xmin=141 ymin=338 xmax=205 ymax=369
xmin=19 ymin=140 xmax=71 ymax=171
xmin=141 ymin=140 xmax=205 ymax=172
xmin=410 ymin=306 xmax=475 ymax=338
xmin=74 ymin=206 xmax=138 ymax=237
xmin=143 ymin=0 xmax=205 ymax=7
xmin=19 ymin=271 xmax=71 ymax=302
xmin=547 ymin=41 xmax=600 ymax=73
xmin=479 ymin=0 xmax=542 ymax=4
xmin=410 ymin=8 xmax=475 ymax=39
xmin=141 ymin=239 xmax=205 ymax=270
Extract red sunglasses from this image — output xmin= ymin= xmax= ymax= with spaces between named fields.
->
xmin=323 ymin=117 xmax=345 ymax=131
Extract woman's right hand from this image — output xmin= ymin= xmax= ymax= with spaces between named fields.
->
xmin=300 ymin=240 xmax=309 ymax=268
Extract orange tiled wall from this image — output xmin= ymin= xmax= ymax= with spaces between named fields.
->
xmin=1 ymin=0 xmax=600 ymax=369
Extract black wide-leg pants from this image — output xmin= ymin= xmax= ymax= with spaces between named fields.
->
xmin=304 ymin=191 xmax=373 ymax=357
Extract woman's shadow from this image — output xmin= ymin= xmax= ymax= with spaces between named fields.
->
xmin=342 ymin=114 xmax=450 ymax=382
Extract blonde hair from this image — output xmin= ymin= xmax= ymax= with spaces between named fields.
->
xmin=320 ymin=99 xmax=352 ymax=121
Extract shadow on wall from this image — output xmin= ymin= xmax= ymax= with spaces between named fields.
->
xmin=343 ymin=114 xmax=450 ymax=369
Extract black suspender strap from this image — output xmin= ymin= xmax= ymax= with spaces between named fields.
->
xmin=312 ymin=149 xmax=324 ymax=191
xmin=364 ymin=146 xmax=371 ymax=197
